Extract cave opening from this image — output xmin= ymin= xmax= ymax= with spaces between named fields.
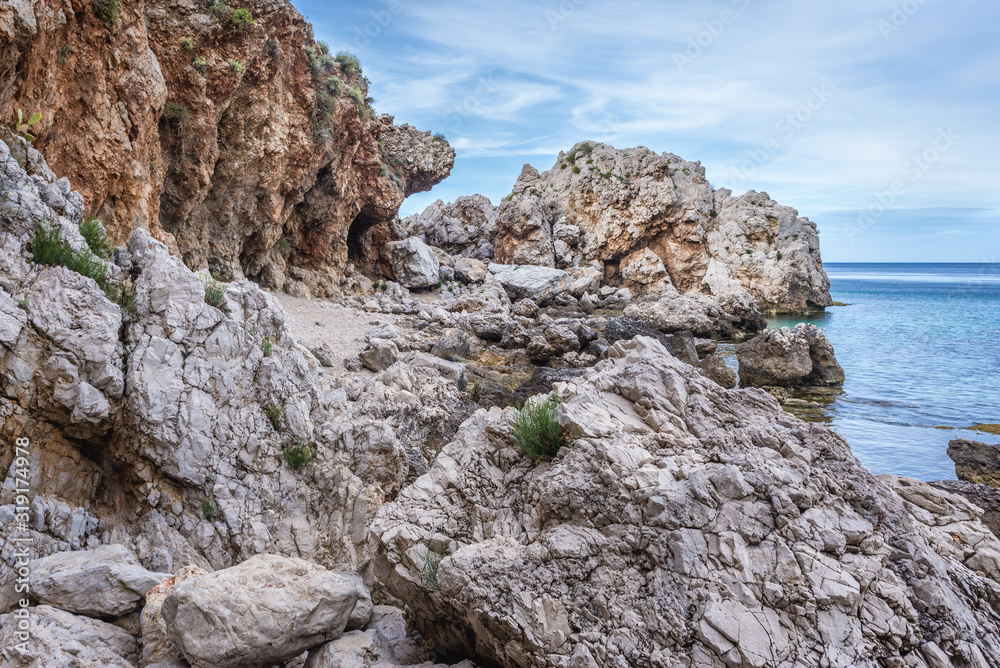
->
xmin=347 ymin=210 xmax=379 ymax=266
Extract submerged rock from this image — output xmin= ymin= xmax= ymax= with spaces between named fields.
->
xmin=371 ymin=337 xmax=1000 ymax=667
xmin=737 ymin=323 xmax=844 ymax=387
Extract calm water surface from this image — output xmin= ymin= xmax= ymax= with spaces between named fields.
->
xmin=731 ymin=263 xmax=1000 ymax=481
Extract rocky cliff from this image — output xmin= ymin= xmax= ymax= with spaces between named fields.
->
xmin=0 ymin=0 xmax=453 ymax=297
xmin=406 ymin=142 xmax=831 ymax=313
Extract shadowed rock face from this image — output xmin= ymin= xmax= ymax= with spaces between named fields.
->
xmin=484 ymin=142 xmax=832 ymax=312
xmin=948 ymin=439 xmax=1000 ymax=488
xmin=0 ymin=0 xmax=453 ymax=293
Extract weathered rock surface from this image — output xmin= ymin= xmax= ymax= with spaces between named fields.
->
xmin=930 ymin=480 xmax=1000 ymax=539
xmin=161 ymin=554 xmax=360 ymax=668
xmin=384 ymin=238 xmax=441 ymax=289
xmin=488 ymin=264 xmax=571 ymax=305
xmin=142 ymin=565 xmax=209 ymax=665
xmin=403 ymin=195 xmax=497 ymax=260
xmin=0 ymin=604 xmax=140 ymax=667
xmin=737 ymin=323 xmax=845 ymax=387
xmin=31 ymin=544 xmax=168 ymax=617
xmin=947 ymin=439 xmax=1000 ymax=488
xmin=1 ymin=0 xmax=453 ymax=292
xmin=624 ymin=290 xmax=765 ymax=337
xmin=372 ymin=337 xmax=1000 ymax=667
xmin=484 ymin=142 xmax=831 ymax=312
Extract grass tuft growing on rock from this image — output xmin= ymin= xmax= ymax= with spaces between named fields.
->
xmin=202 ymin=276 xmax=227 ymax=308
xmin=423 ymin=548 xmax=444 ymax=591
xmin=266 ymin=404 xmax=283 ymax=431
xmin=80 ymin=218 xmax=113 ymax=258
xmin=94 ymin=0 xmax=121 ymax=30
xmin=30 ymin=222 xmax=109 ymax=289
xmin=202 ymin=498 xmax=218 ymax=521
xmin=335 ymin=50 xmax=361 ymax=75
xmin=509 ymin=395 xmax=569 ymax=461
xmin=283 ymin=439 xmax=316 ymax=469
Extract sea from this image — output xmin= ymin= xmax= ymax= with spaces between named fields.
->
xmin=724 ymin=263 xmax=1000 ymax=482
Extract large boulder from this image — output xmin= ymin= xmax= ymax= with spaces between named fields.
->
xmin=624 ymin=291 xmax=765 ymax=337
xmin=141 ymin=565 xmax=209 ymax=665
xmin=161 ymin=554 xmax=360 ymax=668
xmin=403 ymin=195 xmax=497 ymax=259
xmin=383 ymin=238 xmax=441 ymax=289
xmin=371 ymin=337 xmax=1000 ymax=667
xmin=737 ymin=323 xmax=844 ymax=387
xmin=485 ymin=142 xmax=831 ymax=311
xmin=30 ymin=544 xmax=168 ymax=617
xmin=947 ymin=439 xmax=1000 ymax=488
xmin=488 ymin=263 xmax=571 ymax=305
xmin=0 ymin=604 xmax=139 ymax=667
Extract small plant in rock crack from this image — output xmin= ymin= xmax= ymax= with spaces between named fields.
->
xmin=227 ymin=59 xmax=244 ymax=73
xmin=30 ymin=221 xmax=110 ymax=290
xmin=423 ymin=547 xmax=445 ymax=591
xmin=79 ymin=218 xmax=113 ymax=258
xmin=202 ymin=276 xmax=227 ymax=308
xmin=202 ymin=498 xmax=219 ymax=521
xmin=192 ymin=57 xmax=208 ymax=74
xmin=335 ymin=50 xmax=361 ymax=75
xmin=266 ymin=404 xmax=283 ymax=431
xmin=261 ymin=336 xmax=273 ymax=357
xmin=180 ymin=37 xmax=194 ymax=50
xmin=94 ymin=0 xmax=121 ymax=31
xmin=283 ymin=439 xmax=316 ymax=469
xmin=230 ymin=8 xmax=254 ymax=31
xmin=509 ymin=395 xmax=570 ymax=461
xmin=776 ymin=251 xmax=783 ymax=261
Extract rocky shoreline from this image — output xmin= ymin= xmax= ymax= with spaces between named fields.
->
xmin=2 ymin=1 xmax=1000 ymax=665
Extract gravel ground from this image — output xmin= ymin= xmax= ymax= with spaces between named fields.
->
xmin=272 ymin=293 xmax=402 ymax=371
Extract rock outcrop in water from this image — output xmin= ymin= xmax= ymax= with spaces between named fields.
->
xmin=372 ymin=337 xmax=1000 ymax=667
xmin=407 ymin=142 xmax=831 ymax=313
xmin=737 ymin=323 xmax=845 ymax=388
xmin=0 ymin=0 xmax=453 ymax=295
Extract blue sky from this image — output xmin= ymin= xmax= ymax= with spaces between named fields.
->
xmin=294 ymin=0 xmax=1000 ymax=262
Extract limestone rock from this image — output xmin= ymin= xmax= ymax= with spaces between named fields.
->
xmin=161 ymin=554 xmax=360 ymax=668
xmin=361 ymin=339 xmax=402 ymax=371
xmin=624 ymin=292 xmax=764 ymax=337
xmin=488 ymin=263 xmax=571 ymax=305
xmin=372 ymin=337 xmax=1000 ymax=667
xmin=737 ymin=323 xmax=844 ymax=387
xmin=454 ymin=258 xmax=488 ymax=283
xmin=383 ymin=238 xmax=441 ymax=289
xmin=31 ymin=544 xmax=168 ymax=617
xmin=141 ymin=565 xmax=209 ymax=665
xmin=403 ymin=195 xmax=497 ymax=259
xmin=484 ymin=142 xmax=831 ymax=311
xmin=697 ymin=354 xmax=739 ymax=388
xmin=0 ymin=605 xmax=140 ymax=667
xmin=929 ymin=479 xmax=1000 ymax=538
xmin=947 ymin=439 xmax=1000 ymax=488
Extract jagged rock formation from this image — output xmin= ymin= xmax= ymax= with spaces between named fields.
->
xmin=0 ymin=133 xmax=469 ymax=590
xmin=408 ymin=142 xmax=831 ymax=312
xmin=372 ymin=337 xmax=1000 ymax=667
xmin=948 ymin=439 xmax=1000 ymax=488
xmin=0 ymin=0 xmax=453 ymax=295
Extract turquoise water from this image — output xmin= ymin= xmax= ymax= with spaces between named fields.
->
xmin=765 ymin=263 xmax=1000 ymax=482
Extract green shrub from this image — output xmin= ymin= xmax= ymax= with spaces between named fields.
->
xmin=180 ymin=37 xmax=194 ymax=50
xmin=266 ymin=404 xmax=283 ymax=431
xmin=94 ymin=0 xmax=121 ymax=30
xmin=314 ymin=91 xmax=336 ymax=121
xmin=572 ymin=165 xmax=581 ymax=174
xmin=231 ymin=8 xmax=254 ymax=31
xmin=79 ymin=218 xmax=113 ymax=258
xmin=433 ymin=132 xmax=446 ymax=142
xmin=509 ymin=396 xmax=569 ymax=461
xmin=346 ymin=86 xmax=365 ymax=109
xmin=317 ymin=41 xmax=330 ymax=55
xmin=326 ymin=76 xmax=343 ymax=95
xmin=30 ymin=222 xmax=109 ymax=290
xmin=776 ymin=251 xmax=783 ymax=261
xmin=283 ymin=439 xmax=316 ymax=469
xmin=335 ymin=51 xmax=361 ymax=75
xmin=192 ymin=57 xmax=208 ymax=73
xmin=228 ymin=58 xmax=244 ymax=73
xmin=262 ymin=336 xmax=273 ymax=356
xmin=202 ymin=276 xmax=227 ymax=307
xmin=202 ymin=498 xmax=218 ymax=521
xmin=163 ymin=101 xmax=189 ymax=120
xmin=209 ymin=1 xmax=230 ymax=19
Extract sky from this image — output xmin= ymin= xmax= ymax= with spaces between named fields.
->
xmin=293 ymin=0 xmax=1000 ymax=262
